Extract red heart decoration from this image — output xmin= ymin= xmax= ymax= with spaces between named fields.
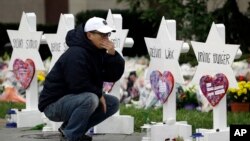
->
xmin=200 ymin=73 xmax=228 ymax=107
xmin=13 ymin=59 xmax=35 ymax=89
xmin=150 ymin=70 xmax=174 ymax=103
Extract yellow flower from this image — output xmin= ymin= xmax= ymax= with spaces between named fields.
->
xmin=237 ymin=90 xmax=242 ymax=96
xmin=239 ymin=81 xmax=246 ymax=86
xmin=245 ymin=82 xmax=250 ymax=89
xmin=238 ymin=85 xmax=244 ymax=90
xmin=243 ymin=88 xmax=247 ymax=94
xmin=228 ymin=81 xmax=250 ymax=103
xmin=229 ymin=88 xmax=236 ymax=93
xmin=37 ymin=71 xmax=45 ymax=82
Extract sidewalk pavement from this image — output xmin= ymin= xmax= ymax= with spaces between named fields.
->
xmin=0 ymin=126 xmax=143 ymax=141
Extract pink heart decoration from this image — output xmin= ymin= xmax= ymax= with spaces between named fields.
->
xmin=150 ymin=70 xmax=174 ymax=103
xmin=200 ymin=73 xmax=229 ymax=107
xmin=103 ymin=82 xmax=114 ymax=93
xmin=13 ymin=59 xmax=35 ymax=89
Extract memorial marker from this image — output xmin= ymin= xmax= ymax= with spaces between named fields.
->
xmin=7 ymin=12 xmax=44 ymax=127
xmin=94 ymin=9 xmax=134 ymax=135
xmin=42 ymin=14 xmax=74 ymax=132
xmin=144 ymin=17 xmax=191 ymax=141
xmin=44 ymin=14 xmax=74 ymax=71
xmin=191 ymin=23 xmax=240 ymax=141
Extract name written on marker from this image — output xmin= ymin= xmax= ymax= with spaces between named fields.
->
xmin=13 ymin=38 xmax=23 ymax=48
xmin=26 ymin=40 xmax=38 ymax=49
xmin=165 ymin=49 xmax=174 ymax=59
xmin=12 ymin=39 xmax=38 ymax=49
xmin=149 ymin=48 xmax=161 ymax=58
xmin=198 ymin=51 xmax=230 ymax=65
xmin=149 ymin=48 xmax=175 ymax=59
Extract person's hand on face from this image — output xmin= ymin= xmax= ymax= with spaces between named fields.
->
xmin=88 ymin=31 xmax=116 ymax=55
xmin=100 ymin=39 xmax=115 ymax=55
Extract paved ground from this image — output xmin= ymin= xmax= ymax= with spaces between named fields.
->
xmin=0 ymin=119 xmax=143 ymax=141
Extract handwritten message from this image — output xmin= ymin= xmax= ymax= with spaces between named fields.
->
xmin=165 ymin=49 xmax=174 ymax=59
xmin=149 ymin=47 xmax=175 ymax=60
xmin=198 ymin=51 xmax=230 ymax=65
xmin=50 ymin=42 xmax=68 ymax=52
xmin=12 ymin=38 xmax=38 ymax=49
xmin=149 ymin=47 xmax=161 ymax=58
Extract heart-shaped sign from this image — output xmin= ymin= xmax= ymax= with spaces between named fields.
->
xmin=150 ymin=70 xmax=174 ymax=103
xmin=200 ymin=73 xmax=228 ymax=107
xmin=103 ymin=82 xmax=114 ymax=93
xmin=13 ymin=58 xmax=35 ymax=89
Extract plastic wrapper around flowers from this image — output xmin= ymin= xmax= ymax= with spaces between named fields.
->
xmin=176 ymin=84 xmax=199 ymax=110
xmin=0 ymin=86 xmax=26 ymax=103
xmin=1 ymin=58 xmax=37 ymax=103
xmin=0 ymin=64 xmax=26 ymax=103
xmin=0 ymin=56 xmax=50 ymax=103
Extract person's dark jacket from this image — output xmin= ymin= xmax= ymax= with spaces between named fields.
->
xmin=38 ymin=24 xmax=125 ymax=112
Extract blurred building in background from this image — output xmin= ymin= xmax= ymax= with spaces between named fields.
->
xmin=0 ymin=0 xmax=249 ymax=24
xmin=0 ymin=0 xmax=128 ymax=24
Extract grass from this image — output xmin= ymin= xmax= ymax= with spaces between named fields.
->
xmin=0 ymin=102 xmax=25 ymax=118
xmin=120 ymin=104 xmax=250 ymax=133
xmin=1 ymin=102 xmax=250 ymax=133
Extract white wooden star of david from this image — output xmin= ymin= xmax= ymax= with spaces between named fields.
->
xmin=106 ymin=9 xmax=128 ymax=56
xmin=44 ymin=14 xmax=74 ymax=71
xmin=145 ymin=17 xmax=184 ymax=84
xmin=191 ymin=23 xmax=240 ymax=88
xmin=7 ymin=12 xmax=44 ymax=70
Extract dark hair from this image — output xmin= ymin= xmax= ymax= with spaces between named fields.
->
xmin=129 ymin=71 xmax=137 ymax=77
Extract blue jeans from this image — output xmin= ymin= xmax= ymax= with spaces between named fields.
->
xmin=43 ymin=92 xmax=119 ymax=141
